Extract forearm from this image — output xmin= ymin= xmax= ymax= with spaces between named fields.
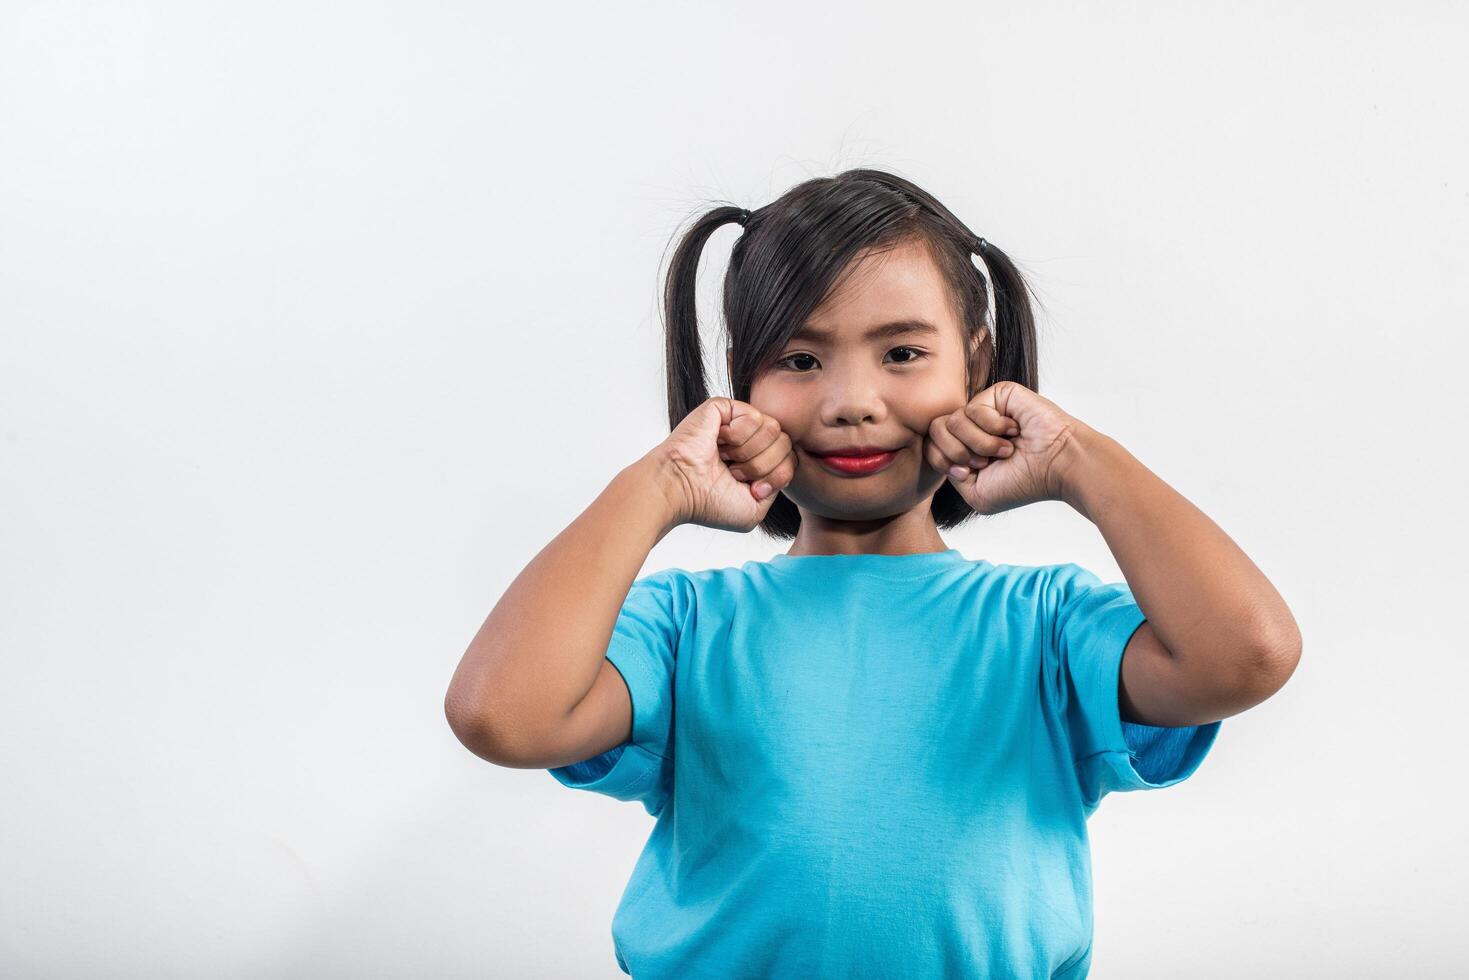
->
xmin=1056 ymin=424 xmax=1302 ymax=684
xmin=445 ymin=452 xmax=687 ymax=755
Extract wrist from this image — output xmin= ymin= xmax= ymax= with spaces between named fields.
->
xmin=623 ymin=450 xmax=692 ymax=535
xmin=1050 ymin=422 xmax=1118 ymax=521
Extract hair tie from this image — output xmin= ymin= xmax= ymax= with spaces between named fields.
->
xmin=738 ymin=208 xmax=751 ymax=227
xmin=974 ymin=236 xmax=988 ymax=252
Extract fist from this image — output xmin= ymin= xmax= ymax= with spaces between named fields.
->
xmin=923 ymin=381 xmax=1084 ymax=515
xmin=653 ymin=397 xmax=798 ymax=533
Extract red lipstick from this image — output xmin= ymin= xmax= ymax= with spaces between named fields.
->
xmin=810 ymin=445 xmax=900 ymax=476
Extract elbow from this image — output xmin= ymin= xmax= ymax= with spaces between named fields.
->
xmin=444 ymin=684 xmax=551 ymax=768
xmin=444 ymin=686 xmax=481 ymax=744
xmin=1242 ymin=617 xmax=1303 ymax=699
xmin=445 ymin=685 xmax=506 ymax=763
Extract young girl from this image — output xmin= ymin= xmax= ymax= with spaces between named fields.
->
xmin=445 ymin=168 xmax=1301 ymax=979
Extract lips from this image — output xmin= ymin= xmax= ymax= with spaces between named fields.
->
xmin=811 ymin=445 xmax=898 ymax=457
xmin=810 ymin=445 xmax=901 ymax=476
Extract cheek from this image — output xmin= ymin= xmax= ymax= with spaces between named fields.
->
xmin=747 ymin=381 xmax=799 ymax=429
xmin=904 ymin=386 xmax=968 ymax=436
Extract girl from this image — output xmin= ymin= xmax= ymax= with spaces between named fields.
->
xmin=445 ymin=169 xmax=1301 ymax=979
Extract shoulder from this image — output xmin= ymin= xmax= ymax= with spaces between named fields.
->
xmin=1005 ymin=561 xmax=1115 ymax=599
xmin=624 ymin=563 xmax=738 ymax=622
xmin=633 ymin=563 xmax=736 ymax=595
xmin=951 ymin=561 xmax=1124 ymax=622
xmin=958 ymin=559 xmax=1084 ymax=600
xmin=1037 ymin=561 xmax=1111 ymax=599
xmin=632 ymin=557 xmax=824 ymax=620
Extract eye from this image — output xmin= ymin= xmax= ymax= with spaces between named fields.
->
xmin=774 ymin=347 xmax=927 ymax=372
xmin=775 ymin=352 xmax=818 ymax=372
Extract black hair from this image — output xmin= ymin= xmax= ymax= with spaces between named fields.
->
xmin=661 ymin=167 xmax=1042 ymax=540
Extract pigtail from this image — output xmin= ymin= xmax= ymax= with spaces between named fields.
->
xmin=972 ymin=238 xmax=1040 ymax=393
xmin=662 ymin=206 xmax=750 ymax=432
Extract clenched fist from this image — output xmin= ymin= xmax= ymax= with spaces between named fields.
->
xmin=923 ymin=381 xmax=1085 ymax=515
xmin=651 ymin=397 xmax=799 ymax=533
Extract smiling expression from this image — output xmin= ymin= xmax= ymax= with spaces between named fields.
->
xmin=747 ymin=236 xmax=987 ymax=523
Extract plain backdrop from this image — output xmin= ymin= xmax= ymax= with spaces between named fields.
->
xmin=3 ymin=2 xmax=1466 ymax=977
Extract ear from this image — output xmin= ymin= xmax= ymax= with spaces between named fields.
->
xmin=969 ymin=328 xmax=991 ymax=392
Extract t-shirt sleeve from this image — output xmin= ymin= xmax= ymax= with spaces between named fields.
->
xmin=1040 ymin=562 xmax=1221 ymax=816
xmin=545 ymin=568 xmax=683 ymax=817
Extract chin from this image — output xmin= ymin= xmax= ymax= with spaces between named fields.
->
xmin=783 ymin=486 xmax=922 ymax=521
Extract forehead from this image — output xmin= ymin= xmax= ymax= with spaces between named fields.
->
xmin=798 ymin=238 xmax=959 ymax=341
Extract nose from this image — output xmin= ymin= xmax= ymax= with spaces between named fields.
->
xmin=832 ymin=406 xmax=876 ymax=425
xmin=819 ymin=367 xmax=886 ymax=427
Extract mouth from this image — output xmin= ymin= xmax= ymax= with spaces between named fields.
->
xmin=808 ymin=445 xmax=902 ymax=476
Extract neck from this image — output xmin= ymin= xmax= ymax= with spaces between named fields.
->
xmin=785 ymin=505 xmax=949 ymax=558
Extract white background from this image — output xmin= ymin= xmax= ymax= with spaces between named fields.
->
xmin=3 ymin=2 xmax=1466 ymax=977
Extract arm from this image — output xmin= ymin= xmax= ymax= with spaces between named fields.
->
xmin=444 ymin=452 xmax=687 ymax=766
xmin=1054 ymin=424 xmax=1303 ymax=728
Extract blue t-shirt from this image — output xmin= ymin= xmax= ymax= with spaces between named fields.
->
xmin=547 ymin=548 xmax=1221 ymax=979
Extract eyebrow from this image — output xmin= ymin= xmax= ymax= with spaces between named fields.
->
xmin=790 ymin=319 xmax=942 ymax=343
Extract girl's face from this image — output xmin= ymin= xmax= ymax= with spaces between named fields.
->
xmin=747 ymin=236 xmax=985 ymax=527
